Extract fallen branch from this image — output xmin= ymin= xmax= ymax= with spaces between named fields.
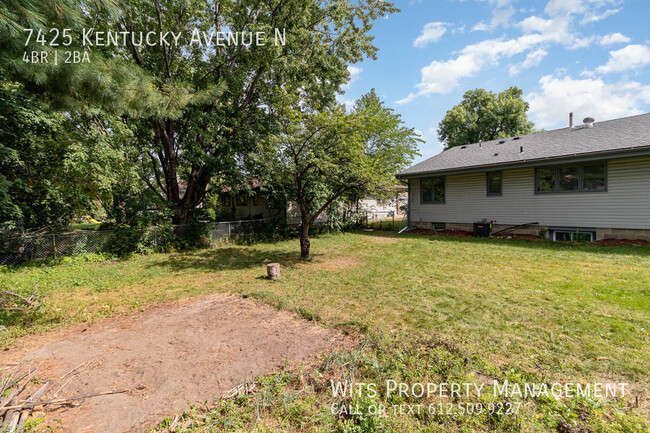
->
xmin=0 ymin=287 xmax=40 ymax=312
xmin=1 ymin=389 xmax=127 ymax=413
xmin=51 ymin=360 xmax=93 ymax=399
xmin=16 ymin=382 xmax=49 ymax=432
xmin=0 ymin=361 xmax=43 ymax=410
xmin=221 ymin=382 xmax=256 ymax=400
xmin=0 ymin=366 xmax=26 ymax=398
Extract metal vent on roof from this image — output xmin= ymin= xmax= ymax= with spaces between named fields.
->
xmin=498 ymin=140 xmax=505 ymax=144
xmin=583 ymin=117 xmax=595 ymax=128
xmin=460 ymin=145 xmax=467 ymax=149
xmin=513 ymin=136 xmax=520 ymax=140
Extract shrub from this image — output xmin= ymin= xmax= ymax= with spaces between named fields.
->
xmin=171 ymin=219 xmax=212 ymax=250
xmin=102 ymin=225 xmax=155 ymax=256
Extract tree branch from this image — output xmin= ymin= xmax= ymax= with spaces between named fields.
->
xmin=239 ymin=65 xmax=265 ymax=111
xmin=153 ymin=0 xmax=172 ymax=79
xmin=147 ymin=151 xmax=168 ymax=195
xmin=309 ymin=183 xmax=362 ymax=225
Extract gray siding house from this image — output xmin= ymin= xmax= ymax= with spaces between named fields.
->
xmin=397 ymin=113 xmax=650 ymax=241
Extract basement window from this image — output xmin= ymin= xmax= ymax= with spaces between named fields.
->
xmin=551 ymin=229 xmax=595 ymax=242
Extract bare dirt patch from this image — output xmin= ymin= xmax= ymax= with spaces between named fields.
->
xmin=0 ymin=295 xmax=344 ymax=433
xmin=369 ymin=235 xmax=399 ymax=244
xmin=312 ymin=256 xmax=363 ymax=271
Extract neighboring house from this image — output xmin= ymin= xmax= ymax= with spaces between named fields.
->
xmin=397 ymin=113 xmax=650 ymax=241
xmin=219 ymin=182 xmax=327 ymax=225
xmin=220 ymin=181 xmax=279 ymax=221
xmin=358 ymin=185 xmax=408 ymax=219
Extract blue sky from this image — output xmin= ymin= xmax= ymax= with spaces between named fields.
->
xmin=340 ymin=0 xmax=650 ymax=163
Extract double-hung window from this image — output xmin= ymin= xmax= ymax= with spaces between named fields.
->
xmin=421 ymin=177 xmax=445 ymax=204
xmin=486 ymin=171 xmax=502 ymax=196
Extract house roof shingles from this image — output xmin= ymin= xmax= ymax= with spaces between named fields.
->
xmin=398 ymin=113 xmax=650 ymax=177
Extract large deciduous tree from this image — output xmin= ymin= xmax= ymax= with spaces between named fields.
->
xmin=2 ymin=0 xmax=398 ymax=225
xmin=258 ymin=90 xmax=420 ymax=259
xmin=438 ymin=87 xmax=535 ymax=150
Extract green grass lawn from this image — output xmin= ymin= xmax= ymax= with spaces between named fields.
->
xmin=1 ymin=232 xmax=649 ymax=432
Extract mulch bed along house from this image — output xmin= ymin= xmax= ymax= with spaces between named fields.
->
xmin=407 ymin=228 xmax=650 ymax=246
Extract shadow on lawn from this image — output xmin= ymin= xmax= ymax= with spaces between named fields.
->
xmin=145 ymin=246 xmax=314 ymax=273
xmin=357 ymin=230 xmax=650 ymax=257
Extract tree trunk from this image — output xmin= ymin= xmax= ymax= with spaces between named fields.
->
xmin=299 ymin=222 xmax=311 ymax=260
xmin=173 ymin=206 xmax=192 ymax=226
xmin=112 ymin=194 xmax=125 ymax=224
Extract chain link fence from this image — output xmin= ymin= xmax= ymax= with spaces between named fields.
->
xmin=0 ymin=219 xmax=272 ymax=267
xmin=364 ymin=210 xmax=407 ymax=231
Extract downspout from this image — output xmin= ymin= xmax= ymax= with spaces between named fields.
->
xmin=407 ymin=180 xmax=411 ymax=228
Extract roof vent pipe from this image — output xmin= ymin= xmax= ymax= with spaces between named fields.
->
xmin=583 ymin=116 xmax=595 ymax=128
xmin=569 ymin=112 xmax=574 ymax=128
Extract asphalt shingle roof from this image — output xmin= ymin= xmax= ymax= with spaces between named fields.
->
xmin=398 ymin=113 xmax=650 ymax=177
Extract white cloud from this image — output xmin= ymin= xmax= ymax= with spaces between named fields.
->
xmin=413 ymin=22 xmax=448 ymax=47
xmin=451 ymin=25 xmax=466 ymax=35
xmin=472 ymin=21 xmax=489 ymax=32
xmin=340 ymin=65 xmax=362 ymax=98
xmin=581 ymin=8 xmax=620 ymax=24
xmin=397 ymin=54 xmax=482 ymax=103
xmin=570 ymin=36 xmax=597 ymax=49
xmin=544 ymin=0 xmax=584 ymax=16
xmin=599 ymin=32 xmax=631 ymax=45
xmin=471 ymin=1 xmax=515 ymax=32
xmin=527 ymin=74 xmax=650 ymax=128
xmin=337 ymin=95 xmax=356 ymax=110
xmin=596 ymin=44 xmax=650 ymax=73
xmin=345 ymin=65 xmax=362 ymax=86
xmin=491 ymin=6 xmax=515 ymax=28
xmin=544 ymin=0 xmax=621 ymax=26
xmin=517 ymin=15 xmax=573 ymax=41
xmin=544 ymin=0 xmax=619 ymax=17
xmin=509 ymin=48 xmax=548 ymax=75
xmin=398 ymin=16 xmax=574 ymax=103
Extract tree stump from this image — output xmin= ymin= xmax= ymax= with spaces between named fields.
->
xmin=267 ymin=263 xmax=281 ymax=280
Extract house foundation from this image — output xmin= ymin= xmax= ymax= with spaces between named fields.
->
xmin=409 ymin=221 xmax=650 ymax=241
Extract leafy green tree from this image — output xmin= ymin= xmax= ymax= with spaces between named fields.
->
xmin=3 ymin=0 xmax=399 ymax=225
xmin=258 ymin=90 xmax=420 ymax=259
xmin=115 ymin=0 xmax=399 ymax=224
xmin=0 ymin=81 xmax=91 ymax=230
xmin=0 ymin=78 xmax=155 ymax=232
xmin=438 ymin=87 xmax=535 ymax=150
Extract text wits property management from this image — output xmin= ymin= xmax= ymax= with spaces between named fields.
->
xmin=331 ymin=380 xmax=629 ymax=400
